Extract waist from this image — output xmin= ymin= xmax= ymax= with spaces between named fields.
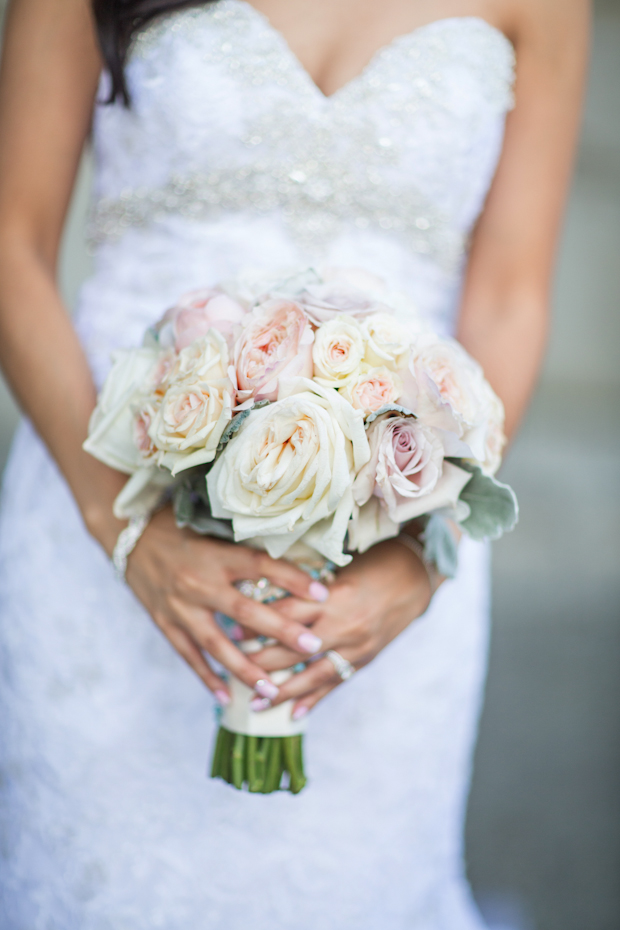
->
xmin=74 ymin=212 xmax=463 ymax=387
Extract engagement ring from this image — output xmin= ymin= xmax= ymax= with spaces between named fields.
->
xmin=326 ymin=650 xmax=355 ymax=682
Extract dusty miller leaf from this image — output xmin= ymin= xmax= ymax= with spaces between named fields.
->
xmin=423 ymin=513 xmax=459 ymax=578
xmin=449 ymin=459 xmax=518 ymax=541
xmin=216 ymin=400 xmax=271 ymax=454
xmin=364 ymin=404 xmax=416 ymax=427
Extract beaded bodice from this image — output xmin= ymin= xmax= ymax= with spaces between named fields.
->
xmin=90 ymin=1 xmax=514 ymax=274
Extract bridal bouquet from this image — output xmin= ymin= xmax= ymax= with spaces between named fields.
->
xmin=85 ymin=266 xmax=517 ymax=793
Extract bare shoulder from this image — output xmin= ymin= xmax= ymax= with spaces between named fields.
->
xmin=506 ymin=0 xmax=591 ymax=60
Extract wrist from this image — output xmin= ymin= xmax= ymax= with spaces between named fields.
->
xmin=82 ymin=500 xmax=127 ymax=558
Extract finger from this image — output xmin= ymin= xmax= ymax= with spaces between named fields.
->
xmin=271 ymin=597 xmax=323 ymax=624
xmin=269 ymin=656 xmax=341 ymax=706
xmin=238 ymin=550 xmax=331 ymax=604
xmin=292 ymin=681 xmax=340 ymax=720
xmin=169 ymin=597 xmax=288 ymax=698
xmin=163 ymin=622 xmax=229 ymax=700
xmin=252 ymin=644 xmax=303 ymax=672
xmin=209 ymin=587 xmax=325 ymax=658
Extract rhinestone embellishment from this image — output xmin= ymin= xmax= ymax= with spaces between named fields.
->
xmin=90 ymin=1 xmax=515 ymax=272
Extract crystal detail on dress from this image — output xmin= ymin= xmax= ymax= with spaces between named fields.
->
xmin=89 ymin=1 xmax=515 ymax=271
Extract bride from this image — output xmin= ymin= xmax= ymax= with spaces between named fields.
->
xmin=0 ymin=0 xmax=586 ymax=927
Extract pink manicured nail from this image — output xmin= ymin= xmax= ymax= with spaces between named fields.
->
xmin=230 ymin=624 xmax=244 ymax=642
xmin=298 ymin=631 xmax=323 ymax=654
xmin=292 ymin=705 xmax=309 ymax=721
xmin=215 ymin=690 xmax=230 ymax=706
xmin=255 ymin=679 xmax=279 ymax=701
xmin=250 ymin=697 xmax=271 ymax=712
xmin=309 ymin=581 xmax=329 ymax=602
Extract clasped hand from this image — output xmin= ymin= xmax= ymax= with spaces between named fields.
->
xmin=127 ymin=507 xmax=432 ymax=716
xmin=251 ymin=540 xmax=432 ymax=718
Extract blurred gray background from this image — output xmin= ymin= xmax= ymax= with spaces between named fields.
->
xmin=0 ymin=2 xmax=618 ymax=928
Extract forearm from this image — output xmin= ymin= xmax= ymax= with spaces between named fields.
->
xmin=456 ymin=287 xmax=549 ymax=440
xmin=0 ymin=237 xmax=126 ymax=553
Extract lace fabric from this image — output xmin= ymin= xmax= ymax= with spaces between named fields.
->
xmin=0 ymin=5 xmax=513 ymax=927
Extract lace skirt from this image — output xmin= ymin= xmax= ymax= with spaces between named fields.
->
xmin=0 ymin=419 xmax=490 ymax=930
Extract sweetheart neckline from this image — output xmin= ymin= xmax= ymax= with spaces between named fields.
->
xmin=226 ymin=0 xmax=515 ymax=101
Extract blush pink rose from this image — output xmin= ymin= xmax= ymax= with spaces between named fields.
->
xmin=353 ymin=413 xmax=471 ymax=523
xmin=339 ymin=367 xmax=402 ymax=416
xmin=160 ymin=289 xmax=247 ymax=351
xmin=234 ymin=299 xmax=314 ymax=403
xmin=296 ymin=283 xmax=393 ymax=326
xmin=133 ymin=404 xmax=158 ymax=461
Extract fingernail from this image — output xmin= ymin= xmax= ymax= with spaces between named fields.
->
xmin=292 ymin=705 xmax=309 ymax=721
xmin=298 ymin=631 xmax=323 ymax=654
xmin=255 ymin=679 xmax=279 ymax=701
xmin=230 ymin=624 xmax=244 ymax=642
xmin=250 ymin=697 xmax=271 ymax=712
xmin=215 ymin=689 xmax=230 ymax=706
xmin=309 ymin=581 xmax=329 ymax=602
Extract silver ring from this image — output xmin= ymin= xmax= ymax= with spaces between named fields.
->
xmin=325 ymin=650 xmax=355 ymax=682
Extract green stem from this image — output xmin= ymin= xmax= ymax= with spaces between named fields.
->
xmin=255 ymin=738 xmax=268 ymax=792
xmin=264 ymin=738 xmax=282 ymax=793
xmin=210 ymin=728 xmax=307 ymax=794
xmin=231 ymin=733 xmax=246 ymax=789
xmin=283 ymin=736 xmax=304 ymax=794
xmin=220 ymin=728 xmax=234 ymax=784
xmin=247 ymin=736 xmax=261 ymax=792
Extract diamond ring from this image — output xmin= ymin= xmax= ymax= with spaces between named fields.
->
xmin=325 ymin=650 xmax=355 ymax=682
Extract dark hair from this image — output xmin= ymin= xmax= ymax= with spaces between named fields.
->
xmin=92 ymin=1 xmax=214 ymax=105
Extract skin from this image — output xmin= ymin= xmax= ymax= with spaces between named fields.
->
xmin=0 ymin=0 xmax=589 ymax=717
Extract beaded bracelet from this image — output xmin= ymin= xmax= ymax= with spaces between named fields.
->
xmin=112 ymin=514 xmax=151 ymax=582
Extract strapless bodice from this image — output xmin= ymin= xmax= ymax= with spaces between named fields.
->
xmin=76 ymin=0 xmax=515 ymax=385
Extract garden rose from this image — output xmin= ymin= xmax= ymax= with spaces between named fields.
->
xmin=149 ymin=377 xmax=233 ymax=474
xmin=297 ymin=282 xmax=392 ymax=326
xmin=159 ymin=288 xmax=247 ymax=351
xmin=339 ymin=367 xmax=403 ymax=416
xmin=353 ymin=413 xmax=471 ymax=523
xmin=167 ymin=330 xmax=230 ymax=386
xmin=347 ymin=497 xmax=400 ymax=554
xmin=234 ymin=299 xmax=314 ymax=403
xmin=361 ymin=313 xmax=411 ymax=371
xmin=207 ymin=378 xmax=370 ymax=565
xmin=477 ymin=381 xmax=506 ymax=476
xmin=133 ymin=401 xmax=159 ymax=462
xmin=399 ymin=335 xmax=494 ymax=461
xmin=312 ymin=316 xmax=366 ymax=387
xmin=83 ymin=347 xmax=160 ymax=473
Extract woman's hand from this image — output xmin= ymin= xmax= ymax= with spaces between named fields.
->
xmin=250 ymin=539 xmax=434 ymax=717
xmin=124 ymin=506 xmax=329 ymax=702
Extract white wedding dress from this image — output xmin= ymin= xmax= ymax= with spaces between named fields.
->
xmin=0 ymin=3 xmax=515 ymax=927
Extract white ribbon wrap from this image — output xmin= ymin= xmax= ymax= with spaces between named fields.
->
xmin=220 ymin=639 xmax=308 ymax=738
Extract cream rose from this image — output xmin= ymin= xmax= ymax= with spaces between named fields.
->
xmin=83 ymin=347 xmax=161 ymax=473
xmin=149 ymin=377 xmax=233 ymax=475
xmin=165 ymin=329 xmax=230 ymax=386
xmin=207 ymin=378 xmax=370 ymax=565
xmin=312 ymin=316 xmax=366 ymax=388
xmin=234 ymin=299 xmax=314 ymax=403
xmin=339 ymin=366 xmax=403 ymax=416
xmin=361 ymin=313 xmax=412 ymax=371
xmin=353 ymin=413 xmax=472 ymax=524
xmin=159 ymin=289 xmax=247 ymax=351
